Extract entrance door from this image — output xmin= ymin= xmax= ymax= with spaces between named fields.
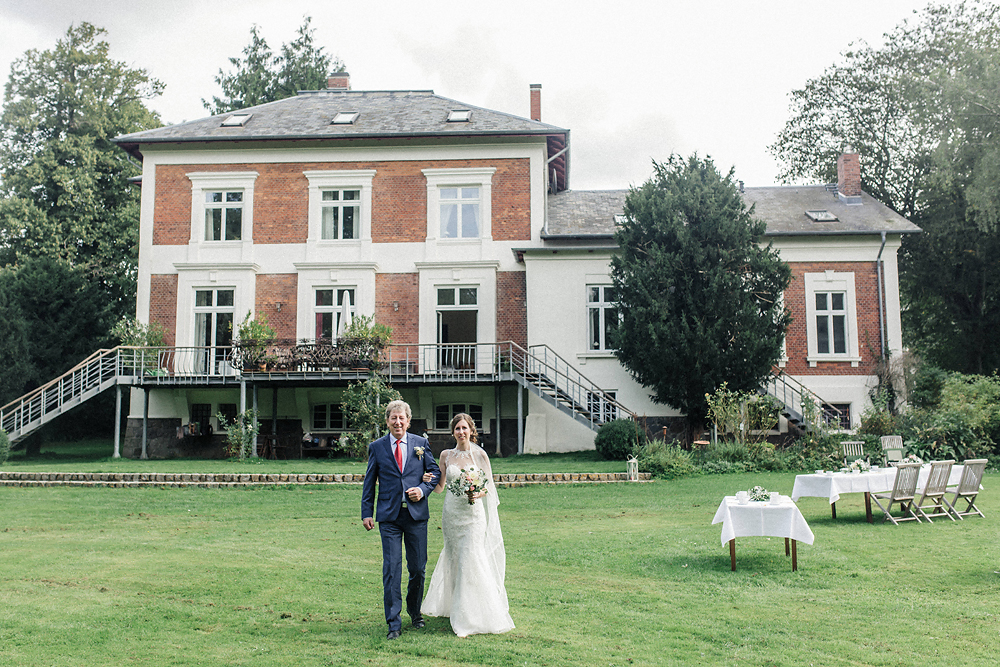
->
xmin=436 ymin=287 xmax=477 ymax=370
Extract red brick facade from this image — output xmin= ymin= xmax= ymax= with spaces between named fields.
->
xmin=148 ymin=274 xmax=178 ymax=346
xmin=497 ymin=271 xmax=527 ymax=348
xmin=782 ymin=261 xmax=882 ymax=376
xmin=375 ymin=273 xmax=419 ymax=345
xmin=254 ymin=274 xmax=298 ymax=340
xmin=152 ymin=158 xmax=530 ymax=246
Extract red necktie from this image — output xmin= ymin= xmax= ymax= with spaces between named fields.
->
xmin=394 ymin=440 xmax=403 ymax=472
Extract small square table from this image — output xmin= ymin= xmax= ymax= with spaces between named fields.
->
xmin=712 ymin=496 xmax=815 ymax=571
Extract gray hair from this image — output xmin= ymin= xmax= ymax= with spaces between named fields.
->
xmin=384 ymin=400 xmax=411 ymax=420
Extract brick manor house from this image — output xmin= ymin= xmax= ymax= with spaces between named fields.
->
xmin=95 ymin=74 xmax=919 ymax=458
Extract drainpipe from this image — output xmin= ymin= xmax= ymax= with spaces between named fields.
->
xmin=876 ymin=231 xmax=887 ymax=359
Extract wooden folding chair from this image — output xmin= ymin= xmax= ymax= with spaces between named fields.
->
xmin=840 ymin=440 xmax=865 ymax=467
xmin=880 ymin=435 xmax=904 ymax=466
xmin=944 ymin=459 xmax=987 ymax=519
xmin=913 ymin=460 xmax=955 ymax=522
xmin=872 ymin=462 xmax=922 ymax=524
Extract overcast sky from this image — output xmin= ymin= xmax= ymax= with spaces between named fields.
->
xmin=1 ymin=0 xmax=952 ymax=190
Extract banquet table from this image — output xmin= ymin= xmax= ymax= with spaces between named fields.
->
xmin=790 ymin=465 xmax=968 ymax=523
xmin=712 ymin=496 xmax=815 ymax=571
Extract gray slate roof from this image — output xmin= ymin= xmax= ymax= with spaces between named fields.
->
xmin=544 ymin=185 xmax=920 ymax=237
xmin=114 ymin=90 xmax=566 ymax=148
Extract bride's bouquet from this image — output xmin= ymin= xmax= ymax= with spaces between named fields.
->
xmin=446 ymin=466 xmax=490 ymax=505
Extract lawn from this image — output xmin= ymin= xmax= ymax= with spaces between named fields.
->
xmin=0 ymin=457 xmax=997 ymax=666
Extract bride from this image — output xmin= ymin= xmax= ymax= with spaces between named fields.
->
xmin=422 ymin=413 xmax=514 ymax=637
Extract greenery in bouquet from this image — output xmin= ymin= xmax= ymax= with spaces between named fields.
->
xmin=748 ymin=485 xmax=770 ymax=502
xmin=849 ymin=458 xmax=871 ymax=472
xmin=446 ymin=466 xmax=490 ymax=504
xmin=903 ymin=454 xmax=924 ymax=465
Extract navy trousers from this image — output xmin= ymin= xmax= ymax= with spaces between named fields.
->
xmin=378 ymin=509 xmax=428 ymax=632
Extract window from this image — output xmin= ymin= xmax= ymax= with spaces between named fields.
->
xmin=815 ymin=292 xmax=847 ymax=355
xmin=314 ymin=288 xmax=356 ymax=340
xmin=422 ymin=167 xmax=495 ymax=241
xmin=437 ymin=287 xmax=478 ymax=307
xmin=187 ymin=172 xmax=257 ymax=245
xmin=435 ymin=404 xmax=484 ymax=430
xmin=804 ymin=271 xmax=861 ymax=366
xmin=303 ymin=170 xmax=375 ymax=243
xmin=447 ymin=109 xmax=471 ymax=122
xmin=588 ymin=286 xmax=618 ymax=351
xmin=313 ymin=403 xmax=346 ymax=430
xmin=221 ymin=113 xmax=251 ymax=127
xmin=823 ymin=403 xmax=852 ymax=430
xmin=190 ymin=404 xmax=213 ymax=435
xmin=440 ymin=187 xmax=480 ymax=238
xmin=218 ymin=403 xmax=238 ymax=423
xmin=204 ymin=191 xmax=243 ymax=240
xmin=587 ymin=391 xmax=618 ymax=424
xmin=321 ymin=190 xmax=360 ymax=240
xmin=332 ymin=111 xmax=359 ymax=124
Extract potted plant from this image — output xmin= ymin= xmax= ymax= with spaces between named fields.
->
xmin=338 ymin=315 xmax=393 ymax=370
xmin=233 ymin=311 xmax=276 ymax=371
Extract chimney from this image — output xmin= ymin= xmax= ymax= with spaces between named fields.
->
xmin=327 ymin=72 xmax=351 ymax=90
xmin=836 ymin=151 xmax=862 ymax=203
xmin=530 ymin=84 xmax=542 ymax=122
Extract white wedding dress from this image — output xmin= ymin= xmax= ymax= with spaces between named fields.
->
xmin=423 ymin=446 xmax=514 ymax=637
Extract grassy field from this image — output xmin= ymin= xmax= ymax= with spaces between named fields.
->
xmin=1 ymin=456 xmax=997 ymax=666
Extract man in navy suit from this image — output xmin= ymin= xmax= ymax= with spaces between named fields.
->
xmin=362 ymin=399 xmax=441 ymax=639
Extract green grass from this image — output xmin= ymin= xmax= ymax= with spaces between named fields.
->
xmin=2 ymin=439 xmax=623 ymax=475
xmin=1 ymin=469 xmax=997 ymax=666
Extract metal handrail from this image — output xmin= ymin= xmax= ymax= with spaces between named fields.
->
xmin=761 ymin=367 xmax=843 ymax=430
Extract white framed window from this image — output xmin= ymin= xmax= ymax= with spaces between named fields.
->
xmin=304 ymin=170 xmax=375 ymax=243
xmin=312 ymin=403 xmax=347 ymax=430
xmin=422 ymin=168 xmax=495 ymax=241
xmin=804 ymin=271 xmax=861 ymax=366
xmin=314 ymin=287 xmax=356 ymax=340
xmin=440 ymin=187 xmax=480 ymax=238
xmin=321 ymin=189 xmax=361 ymax=240
xmin=193 ymin=287 xmax=235 ymax=375
xmin=587 ymin=285 xmax=618 ymax=351
xmin=187 ymin=172 xmax=257 ymax=245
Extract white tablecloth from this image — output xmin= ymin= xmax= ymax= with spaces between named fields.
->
xmin=712 ymin=496 xmax=815 ymax=546
xmin=790 ymin=465 xmax=967 ymax=504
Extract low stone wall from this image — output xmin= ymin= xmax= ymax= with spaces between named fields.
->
xmin=0 ymin=471 xmax=651 ymax=488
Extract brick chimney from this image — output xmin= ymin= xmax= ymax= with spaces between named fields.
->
xmin=530 ymin=84 xmax=542 ymax=121
xmin=327 ymin=72 xmax=351 ymax=90
xmin=837 ymin=151 xmax=862 ymax=200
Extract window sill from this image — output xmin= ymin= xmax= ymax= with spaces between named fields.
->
xmin=576 ymin=351 xmax=616 ymax=364
xmin=807 ymin=356 xmax=861 ymax=368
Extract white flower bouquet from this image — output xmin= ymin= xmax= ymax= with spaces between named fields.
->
xmin=446 ymin=466 xmax=490 ymax=505
xmin=748 ymin=485 xmax=770 ymax=502
xmin=849 ymin=459 xmax=871 ymax=472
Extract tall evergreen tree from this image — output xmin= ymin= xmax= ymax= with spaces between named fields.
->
xmin=203 ymin=17 xmax=344 ymax=114
xmin=611 ymin=155 xmax=791 ymax=432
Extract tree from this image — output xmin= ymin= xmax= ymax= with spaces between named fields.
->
xmin=610 ymin=155 xmax=791 ymax=433
xmin=203 ymin=17 xmax=344 ymax=114
xmin=769 ymin=1 xmax=1000 ymax=375
xmin=0 ymin=22 xmax=163 ymax=316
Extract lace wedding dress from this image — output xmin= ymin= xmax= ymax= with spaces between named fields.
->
xmin=423 ymin=446 xmax=514 ymax=637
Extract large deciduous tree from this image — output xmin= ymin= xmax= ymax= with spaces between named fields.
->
xmin=769 ymin=1 xmax=1000 ymax=375
xmin=203 ymin=17 xmax=344 ymax=114
xmin=610 ymin=155 xmax=791 ymax=433
xmin=0 ymin=22 xmax=163 ymax=314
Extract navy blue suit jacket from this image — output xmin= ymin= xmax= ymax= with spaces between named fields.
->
xmin=361 ymin=433 xmax=440 ymax=523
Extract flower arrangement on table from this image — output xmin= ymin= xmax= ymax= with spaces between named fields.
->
xmin=904 ymin=454 xmax=923 ymax=465
xmin=849 ymin=459 xmax=871 ymax=473
xmin=446 ymin=466 xmax=491 ymax=505
xmin=748 ymin=485 xmax=771 ymax=502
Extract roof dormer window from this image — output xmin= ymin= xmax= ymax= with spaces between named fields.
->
xmin=447 ymin=109 xmax=472 ymax=122
xmin=220 ymin=113 xmax=251 ymax=127
xmin=806 ymin=210 xmax=838 ymax=222
xmin=332 ymin=111 xmax=360 ymax=125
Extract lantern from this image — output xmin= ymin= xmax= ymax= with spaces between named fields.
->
xmin=626 ymin=455 xmax=639 ymax=482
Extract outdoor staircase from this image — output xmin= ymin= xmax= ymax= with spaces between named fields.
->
xmin=503 ymin=343 xmax=635 ymax=431
xmin=759 ymin=368 xmax=843 ymax=433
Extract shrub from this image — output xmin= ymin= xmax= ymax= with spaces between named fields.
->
xmin=859 ymin=387 xmax=895 ymax=436
xmin=898 ymin=372 xmax=1000 ymax=459
xmin=637 ymin=438 xmax=696 ymax=479
xmin=594 ymin=419 xmax=643 ymax=461
xmin=0 ymin=430 xmax=10 ymax=465
xmin=217 ymin=408 xmax=259 ymax=461
xmin=341 ymin=375 xmax=402 ymax=458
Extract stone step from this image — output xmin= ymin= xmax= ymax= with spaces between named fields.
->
xmin=0 ymin=470 xmax=651 ymax=488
